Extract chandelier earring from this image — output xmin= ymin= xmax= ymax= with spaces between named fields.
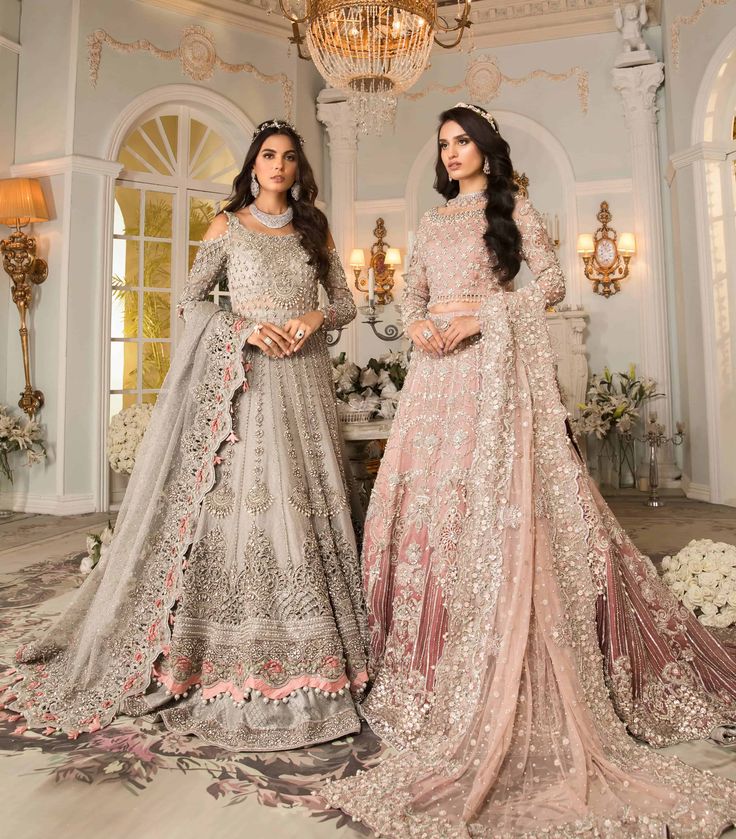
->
xmin=250 ymin=170 xmax=260 ymax=197
xmin=291 ymin=182 xmax=301 ymax=201
xmin=483 ymin=157 xmax=491 ymax=175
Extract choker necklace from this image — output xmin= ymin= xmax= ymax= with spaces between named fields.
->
xmin=249 ymin=202 xmax=294 ymax=229
xmin=446 ymin=190 xmax=486 ymax=207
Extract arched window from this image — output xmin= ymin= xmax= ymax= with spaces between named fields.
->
xmin=109 ymin=107 xmax=240 ymax=419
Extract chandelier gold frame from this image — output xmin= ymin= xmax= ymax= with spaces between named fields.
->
xmin=578 ymin=201 xmax=634 ymax=299
xmin=279 ymin=0 xmax=473 ymax=87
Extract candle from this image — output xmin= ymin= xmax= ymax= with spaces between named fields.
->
xmin=555 ymin=215 xmax=560 ymax=243
xmin=368 ymin=267 xmax=375 ymax=305
xmin=676 ymin=421 xmax=685 ymax=434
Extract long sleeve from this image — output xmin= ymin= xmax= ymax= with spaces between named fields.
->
xmin=177 ymin=235 xmax=228 ymax=319
xmin=514 ymin=198 xmax=565 ymax=308
xmin=400 ymin=225 xmax=430 ymax=329
xmin=320 ymin=250 xmax=357 ymax=330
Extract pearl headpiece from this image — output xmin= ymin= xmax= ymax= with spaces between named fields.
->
xmin=454 ymin=102 xmax=499 ymax=133
xmin=252 ymin=120 xmax=304 ymax=146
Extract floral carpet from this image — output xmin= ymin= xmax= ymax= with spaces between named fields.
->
xmin=1 ymin=496 xmax=736 ymax=839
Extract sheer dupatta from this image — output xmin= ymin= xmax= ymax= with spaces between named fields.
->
xmin=323 ymin=282 xmax=736 ymax=838
xmin=2 ymin=301 xmax=255 ymax=736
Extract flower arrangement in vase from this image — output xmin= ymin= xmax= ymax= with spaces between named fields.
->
xmin=0 ymin=404 xmax=46 ymax=484
xmin=570 ymin=365 xmax=661 ymax=487
xmin=332 ymin=350 xmax=408 ymax=422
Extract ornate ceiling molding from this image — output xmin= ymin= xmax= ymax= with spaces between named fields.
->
xmin=136 ymin=0 xmax=661 ymax=45
xmin=87 ymin=25 xmax=294 ymax=119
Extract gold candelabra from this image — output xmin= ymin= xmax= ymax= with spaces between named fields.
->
xmin=0 ymin=178 xmax=50 ymax=418
xmin=350 ymin=217 xmax=401 ymax=306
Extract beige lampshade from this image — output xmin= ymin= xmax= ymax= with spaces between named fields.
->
xmin=0 ymin=178 xmax=49 ymax=226
xmin=576 ymin=233 xmax=595 ymax=255
xmin=349 ymin=248 xmax=366 ymax=267
xmin=385 ymin=247 xmax=402 ymax=266
xmin=618 ymin=232 xmax=636 ymax=255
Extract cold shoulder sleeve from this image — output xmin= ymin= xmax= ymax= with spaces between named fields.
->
xmin=514 ymin=198 xmax=565 ymax=308
xmin=400 ymin=220 xmax=430 ymax=329
xmin=177 ymin=234 xmax=228 ymax=319
xmin=320 ymin=250 xmax=357 ymax=331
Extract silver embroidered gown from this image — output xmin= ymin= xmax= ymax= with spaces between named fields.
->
xmin=3 ymin=211 xmax=369 ymax=751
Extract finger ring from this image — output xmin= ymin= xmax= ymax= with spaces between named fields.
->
xmin=296 ymin=329 xmax=305 ymax=339
xmin=264 ymin=336 xmax=273 ymax=346
xmin=422 ymin=329 xmax=433 ymax=340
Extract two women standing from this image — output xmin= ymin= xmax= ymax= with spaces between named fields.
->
xmin=4 ymin=105 xmax=736 ymax=836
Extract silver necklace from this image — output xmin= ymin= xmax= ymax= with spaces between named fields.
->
xmin=446 ymin=190 xmax=486 ymax=207
xmin=249 ymin=202 xmax=294 ymax=229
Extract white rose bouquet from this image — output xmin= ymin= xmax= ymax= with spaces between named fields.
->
xmin=0 ymin=404 xmax=46 ymax=484
xmin=660 ymin=539 xmax=736 ymax=628
xmin=80 ymin=523 xmax=114 ymax=575
xmin=107 ymin=403 xmax=153 ymax=475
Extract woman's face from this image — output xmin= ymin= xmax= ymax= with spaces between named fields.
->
xmin=252 ymin=133 xmax=298 ymax=196
xmin=438 ymin=120 xmax=484 ymax=181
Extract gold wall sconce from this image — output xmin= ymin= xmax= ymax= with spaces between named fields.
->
xmin=350 ymin=217 xmax=401 ymax=306
xmin=577 ymin=201 xmax=635 ymax=298
xmin=0 ymin=178 xmax=50 ymax=418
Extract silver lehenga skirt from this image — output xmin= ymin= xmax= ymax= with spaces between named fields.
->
xmin=125 ymin=336 xmax=370 ymax=750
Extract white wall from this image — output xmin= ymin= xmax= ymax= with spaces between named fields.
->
xmin=661 ymin=0 xmax=736 ymax=503
xmin=0 ymin=0 xmax=21 ymax=419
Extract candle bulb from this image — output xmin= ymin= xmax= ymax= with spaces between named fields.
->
xmin=649 ymin=411 xmax=658 ymax=423
xmin=676 ymin=421 xmax=685 ymax=434
xmin=368 ymin=267 xmax=376 ymax=306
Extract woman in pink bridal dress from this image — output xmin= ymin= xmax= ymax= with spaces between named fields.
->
xmin=322 ymin=103 xmax=736 ymax=837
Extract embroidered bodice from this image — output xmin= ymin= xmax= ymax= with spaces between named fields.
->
xmin=401 ymin=195 xmax=565 ymax=326
xmin=177 ymin=211 xmax=356 ymax=331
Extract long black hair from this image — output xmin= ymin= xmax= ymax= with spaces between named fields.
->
xmin=224 ymin=120 xmax=330 ymax=282
xmin=435 ymin=105 xmax=521 ymax=285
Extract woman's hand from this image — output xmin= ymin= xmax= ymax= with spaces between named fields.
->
xmin=283 ymin=310 xmax=325 ymax=354
xmin=247 ymin=322 xmax=294 ymax=358
xmin=407 ymin=319 xmax=445 ymax=357
xmin=442 ymin=315 xmax=480 ymax=353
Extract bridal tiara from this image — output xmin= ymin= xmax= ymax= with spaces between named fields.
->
xmin=252 ymin=120 xmax=304 ymax=146
xmin=454 ymin=102 xmax=499 ymax=133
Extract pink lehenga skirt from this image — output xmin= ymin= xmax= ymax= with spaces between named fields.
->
xmin=332 ymin=299 xmax=736 ymax=837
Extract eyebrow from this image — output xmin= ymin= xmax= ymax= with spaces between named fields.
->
xmin=261 ymin=146 xmax=296 ymax=154
xmin=439 ymin=133 xmax=470 ymax=142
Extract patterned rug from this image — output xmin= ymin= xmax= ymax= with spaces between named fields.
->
xmin=1 ymin=496 xmax=735 ymax=839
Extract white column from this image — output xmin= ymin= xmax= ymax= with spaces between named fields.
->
xmin=316 ymin=88 xmax=359 ymax=361
xmin=612 ymin=63 xmax=678 ymax=483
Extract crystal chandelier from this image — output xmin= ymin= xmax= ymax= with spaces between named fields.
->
xmin=278 ymin=0 xmax=472 ymax=132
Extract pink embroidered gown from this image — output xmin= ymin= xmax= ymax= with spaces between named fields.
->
xmin=324 ymin=192 xmax=736 ymax=837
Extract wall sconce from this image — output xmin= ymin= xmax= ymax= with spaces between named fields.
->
xmin=351 ymin=218 xmax=401 ymax=306
xmin=0 ymin=178 xmax=50 ymax=418
xmin=577 ymin=201 xmax=635 ymax=298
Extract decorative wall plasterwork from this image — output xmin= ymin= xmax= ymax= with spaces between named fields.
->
xmin=671 ymin=0 xmax=735 ymax=68
xmin=87 ymin=25 xmax=294 ymax=120
xmin=404 ymin=55 xmax=589 ymax=114
xmin=137 ymin=0 xmax=660 ymax=45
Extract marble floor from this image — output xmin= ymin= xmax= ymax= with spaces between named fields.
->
xmin=1 ymin=493 xmax=735 ymax=839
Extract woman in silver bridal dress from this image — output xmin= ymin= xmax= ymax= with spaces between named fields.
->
xmin=2 ymin=119 xmax=369 ymax=750
xmin=322 ymin=104 xmax=736 ymax=837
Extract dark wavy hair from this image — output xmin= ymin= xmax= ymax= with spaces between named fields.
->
xmin=435 ymin=105 xmax=521 ymax=285
xmin=224 ymin=121 xmax=330 ymax=282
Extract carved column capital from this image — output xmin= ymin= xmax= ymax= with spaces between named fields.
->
xmin=612 ymin=62 xmax=665 ymax=125
xmin=317 ymin=89 xmax=358 ymax=155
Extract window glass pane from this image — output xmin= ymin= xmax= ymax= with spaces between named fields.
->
xmin=142 ymin=342 xmax=171 ymax=391
xmin=112 ymin=239 xmax=139 ymax=288
xmin=142 ymin=392 xmax=159 ymax=406
xmin=121 ymin=122 xmax=172 ymax=177
xmin=114 ymin=186 xmax=140 ymax=236
xmin=111 ymin=288 xmax=139 ymax=339
xmin=111 ymin=342 xmax=140 ymax=392
xmin=189 ymin=197 xmax=218 ymax=242
xmin=188 ymin=244 xmax=198 ymax=272
xmin=143 ymin=241 xmax=171 ymax=288
xmin=109 ymin=392 xmax=123 ymax=419
xmin=160 ymin=115 xmax=179 ymax=165
xmin=189 ymin=120 xmax=237 ymax=184
xmin=142 ymin=292 xmax=171 ymax=338
xmin=144 ymin=191 xmax=173 ymax=238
